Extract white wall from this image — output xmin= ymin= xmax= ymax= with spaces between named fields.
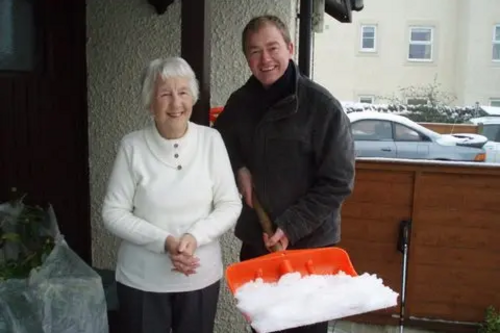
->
xmin=87 ymin=1 xmax=297 ymax=332
xmin=457 ymin=0 xmax=500 ymax=105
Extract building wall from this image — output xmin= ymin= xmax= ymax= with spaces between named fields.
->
xmin=87 ymin=1 xmax=297 ymax=332
xmin=313 ymin=0 xmax=500 ymax=107
xmin=458 ymin=0 xmax=500 ymax=105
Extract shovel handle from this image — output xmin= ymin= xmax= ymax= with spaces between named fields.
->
xmin=397 ymin=219 xmax=412 ymax=253
xmin=252 ymin=192 xmax=282 ymax=252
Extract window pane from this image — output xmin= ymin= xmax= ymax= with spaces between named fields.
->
xmin=407 ymin=98 xmax=427 ymax=105
xmin=395 ymin=124 xmax=422 ymax=141
xmin=411 ymin=28 xmax=432 ymax=42
xmin=362 ymin=38 xmax=375 ymax=49
xmin=495 ymin=26 xmax=500 ymax=41
xmin=363 ymin=26 xmax=375 ymax=38
xmin=0 ymin=0 xmax=35 ymax=71
xmin=409 ymin=44 xmax=432 ymax=59
xmin=491 ymin=100 xmax=500 ymax=107
xmin=481 ymin=125 xmax=500 ymax=142
xmin=352 ymin=120 xmax=392 ymax=141
xmin=493 ymin=44 xmax=500 ymax=60
xmin=359 ymin=96 xmax=374 ymax=104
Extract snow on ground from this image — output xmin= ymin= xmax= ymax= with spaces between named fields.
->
xmin=234 ymin=271 xmax=399 ymax=333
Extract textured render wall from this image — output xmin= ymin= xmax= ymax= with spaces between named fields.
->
xmin=210 ymin=2 xmax=297 ymax=332
xmin=210 ymin=0 xmax=298 ymax=107
xmin=87 ymin=0 xmax=181 ymax=269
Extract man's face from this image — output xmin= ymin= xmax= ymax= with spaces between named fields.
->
xmin=245 ymin=24 xmax=294 ymax=88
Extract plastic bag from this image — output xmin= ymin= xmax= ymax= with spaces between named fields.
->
xmin=0 ymin=201 xmax=108 ymax=333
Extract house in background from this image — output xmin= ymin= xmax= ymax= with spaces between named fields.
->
xmin=313 ymin=0 xmax=500 ymax=107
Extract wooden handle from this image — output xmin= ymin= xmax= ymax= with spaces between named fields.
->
xmin=252 ymin=192 xmax=282 ymax=252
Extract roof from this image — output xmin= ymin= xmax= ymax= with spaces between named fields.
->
xmin=480 ymin=106 xmax=500 ymax=116
xmin=469 ymin=116 xmax=500 ymax=125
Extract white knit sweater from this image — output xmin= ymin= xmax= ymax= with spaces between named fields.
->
xmin=102 ymin=122 xmax=242 ymax=292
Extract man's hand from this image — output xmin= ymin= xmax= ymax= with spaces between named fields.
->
xmin=263 ymin=228 xmax=289 ymax=252
xmin=237 ymin=167 xmax=253 ymax=207
xmin=164 ymin=235 xmax=199 ymax=276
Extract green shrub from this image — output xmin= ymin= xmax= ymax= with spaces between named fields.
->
xmin=479 ymin=306 xmax=500 ymax=333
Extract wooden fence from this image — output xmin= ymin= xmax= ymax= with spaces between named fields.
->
xmin=339 ymin=159 xmax=500 ymax=332
xmin=419 ymin=122 xmax=481 ymax=134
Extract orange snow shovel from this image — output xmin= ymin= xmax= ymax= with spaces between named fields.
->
xmin=225 ymin=192 xmax=358 ymax=296
xmin=225 ymin=194 xmax=398 ymax=333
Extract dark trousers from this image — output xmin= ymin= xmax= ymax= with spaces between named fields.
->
xmin=116 ymin=280 xmax=220 ymax=333
xmin=240 ymin=243 xmax=330 ymax=333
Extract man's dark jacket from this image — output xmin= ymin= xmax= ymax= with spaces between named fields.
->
xmin=214 ymin=61 xmax=355 ymax=250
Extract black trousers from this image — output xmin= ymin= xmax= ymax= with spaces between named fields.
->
xmin=116 ymin=280 xmax=220 ymax=333
xmin=240 ymin=243 xmax=330 ymax=333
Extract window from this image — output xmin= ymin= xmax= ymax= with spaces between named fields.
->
xmin=491 ymin=99 xmax=500 ymax=107
xmin=359 ymin=95 xmax=374 ymax=104
xmin=360 ymin=25 xmax=377 ymax=52
xmin=406 ymin=98 xmax=428 ymax=106
xmin=0 ymin=0 xmax=36 ymax=71
xmin=351 ymin=120 xmax=393 ymax=141
xmin=493 ymin=25 xmax=500 ymax=61
xmin=408 ymin=27 xmax=433 ymax=61
xmin=394 ymin=124 xmax=424 ymax=142
xmin=481 ymin=125 xmax=500 ymax=142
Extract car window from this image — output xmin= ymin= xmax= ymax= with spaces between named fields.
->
xmin=481 ymin=125 xmax=500 ymax=142
xmin=394 ymin=123 xmax=424 ymax=141
xmin=351 ymin=120 xmax=393 ymax=141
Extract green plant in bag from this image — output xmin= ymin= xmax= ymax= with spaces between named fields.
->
xmin=0 ymin=191 xmax=55 ymax=280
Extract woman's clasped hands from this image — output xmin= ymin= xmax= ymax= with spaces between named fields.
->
xmin=164 ymin=234 xmax=200 ymax=276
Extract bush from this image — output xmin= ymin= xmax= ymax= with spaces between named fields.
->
xmin=341 ymin=102 xmax=487 ymax=124
xmin=479 ymin=306 xmax=500 ymax=333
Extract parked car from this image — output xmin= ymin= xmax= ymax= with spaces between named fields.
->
xmin=347 ymin=111 xmax=487 ymax=162
xmin=468 ymin=116 xmax=500 ymax=163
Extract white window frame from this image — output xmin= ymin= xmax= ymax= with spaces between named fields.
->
xmin=490 ymin=99 xmax=500 ymax=107
xmin=493 ymin=24 xmax=500 ymax=62
xmin=408 ymin=26 xmax=434 ymax=62
xmin=406 ymin=98 xmax=428 ymax=106
xmin=360 ymin=25 xmax=377 ymax=52
xmin=359 ymin=95 xmax=374 ymax=104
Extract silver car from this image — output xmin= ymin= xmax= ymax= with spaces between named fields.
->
xmin=347 ymin=112 xmax=487 ymax=162
xmin=468 ymin=116 xmax=500 ymax=163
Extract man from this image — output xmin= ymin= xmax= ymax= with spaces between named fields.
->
xmin=214 ymin=15 xmax=355 ymax=333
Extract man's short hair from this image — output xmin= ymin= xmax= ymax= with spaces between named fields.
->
xmin=241 ymin=15 xmax=292 ymax=54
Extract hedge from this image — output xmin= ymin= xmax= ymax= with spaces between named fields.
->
xmin=341 ymin=102 xmax=487 ymax=124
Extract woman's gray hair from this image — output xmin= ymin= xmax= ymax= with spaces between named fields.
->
xmin=141 ymin=57 xmax=199 ymax=110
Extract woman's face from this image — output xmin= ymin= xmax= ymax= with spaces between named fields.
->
xmin=151 ymin=76 xmax=194 ymax=138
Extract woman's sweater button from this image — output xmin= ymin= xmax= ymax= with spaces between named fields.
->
xmin=174 ymin=154 xmax=179 ymax=158
xmin=177 ymin=165 xmax=182 ymax=170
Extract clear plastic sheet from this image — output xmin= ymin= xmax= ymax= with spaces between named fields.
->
xmin=0 ymin=201 xmax=108 ymax=333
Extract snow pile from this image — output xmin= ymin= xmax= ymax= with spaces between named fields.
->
xmin=234 ymin=271 xmax=399 ymax=333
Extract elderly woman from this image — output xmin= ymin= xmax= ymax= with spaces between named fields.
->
xmin=102 ymin=57 xmax=242 ymax=333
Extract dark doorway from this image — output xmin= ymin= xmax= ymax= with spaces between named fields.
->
xmin=0 ymin=0 xmax=90 ymax=263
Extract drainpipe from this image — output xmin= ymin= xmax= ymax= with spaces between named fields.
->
xmin=298 ymin=0 xmax=313 ymax=78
